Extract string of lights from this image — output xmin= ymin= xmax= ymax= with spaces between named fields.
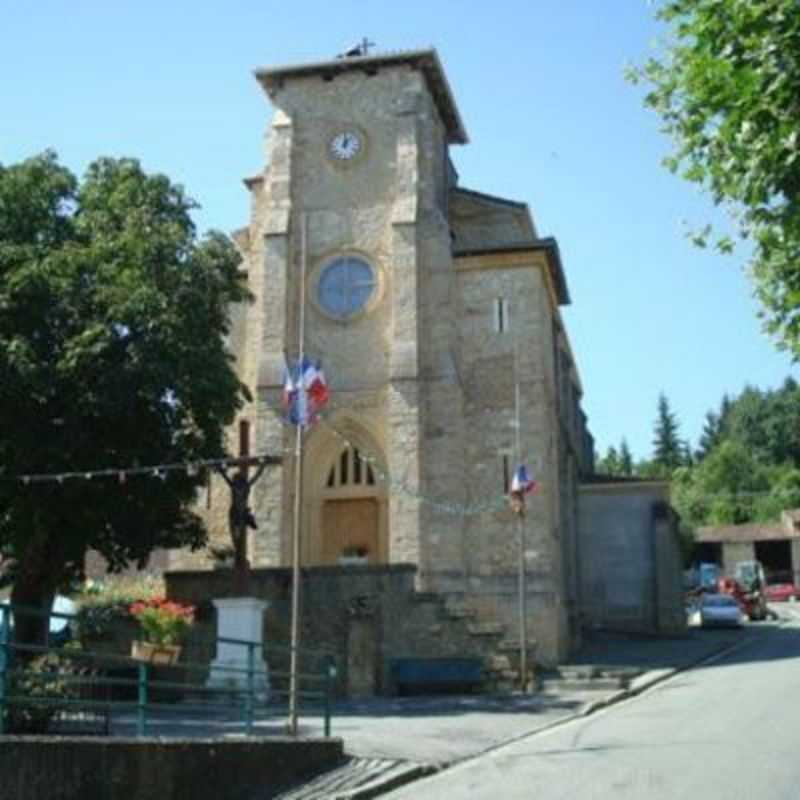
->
xmin=2 ymin=412 xmax=797 ymax=513
xmin=0 ymin=453 xmax=280 ymax=486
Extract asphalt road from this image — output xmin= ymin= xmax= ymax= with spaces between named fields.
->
xmin=385 ymin=616 xmax=800 ymax=800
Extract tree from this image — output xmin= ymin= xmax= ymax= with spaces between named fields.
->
xmin=672 ymin=441 xmax=768 ymax=528
xmin=652 ymin=393 xmax=684 ymax=472
xmin=0 ymin=152 xmax=250 ymax=644
xmin=630 ymin=0 xmax=800 ymax=358
xmin=619 ymin=439 xmax=634 ymax=476
xmin=597 ymin=445 xmax=621 ymax=476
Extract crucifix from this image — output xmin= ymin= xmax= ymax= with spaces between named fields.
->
xmin=340 ymin=37 xmax=376 ymax=58
xmin=214 ymin=423 xmax=281 ymax=595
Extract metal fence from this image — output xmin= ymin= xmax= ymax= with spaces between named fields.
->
xmin=0 ymin=602 xmax=338 ymax=738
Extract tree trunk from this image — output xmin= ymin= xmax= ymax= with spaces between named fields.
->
xmin=10 ymin=530 xmax=62 ymax=656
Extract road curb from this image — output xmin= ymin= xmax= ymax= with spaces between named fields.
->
xmin=580 ymin=635 xmax=756 ymax=717
xmin=353 ymin=633 xmax=761 ymax=798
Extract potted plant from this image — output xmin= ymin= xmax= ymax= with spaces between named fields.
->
xmin=129 ymin=598 xmax=195 ymax=665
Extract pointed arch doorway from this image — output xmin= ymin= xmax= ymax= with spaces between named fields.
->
xmin=305 ymin=428 xmax=389 ymax=566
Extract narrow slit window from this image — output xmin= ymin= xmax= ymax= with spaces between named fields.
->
xmin=327 ymin=466 xmax=336 ymax=488
xmin=494 ymin=298 xmax=510 ymax=333
xmin=340 ymin=449 xmax=349 ymax=485
xmin=502 ymin=454 xmax=511 ymax=494
xmin=354 ymin=448 xmax=362 ymax=483
xmin=366 ymin=464 xmax=375 ymax=485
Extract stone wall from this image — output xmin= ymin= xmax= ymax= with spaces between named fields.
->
xmin=0 ymin=737 xmax=344 ymax=800
xmin=167 ymin=564 xmax=524 ymax=693
xmin=578 ymin=482 xmax=686 ymax=635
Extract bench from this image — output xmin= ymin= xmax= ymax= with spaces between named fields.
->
xmin=390 ymin=657 xmax=484 ymax=695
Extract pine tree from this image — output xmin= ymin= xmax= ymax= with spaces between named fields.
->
xmin=597 ymin=445 xmax=621 ymax=476
xmin=619 ymin=439 xmax=634 ymax=476
xmin=652 ymin=393 xmax=683 ymax=472
xmin=696 ymin=410 xmax=721 ymax=460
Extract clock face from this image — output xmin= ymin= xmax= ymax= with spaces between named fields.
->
xmin=329 ymin=131 xmax=362 ymax=161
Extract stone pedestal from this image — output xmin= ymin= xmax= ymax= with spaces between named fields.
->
xmin=207 ymin=598 xmax=270 ymax=698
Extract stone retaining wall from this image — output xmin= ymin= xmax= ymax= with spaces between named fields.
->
xmin=0 ymin=737 xmax=344 ymax=800
xmin=166 ymin=564 xmax=502 ymax=695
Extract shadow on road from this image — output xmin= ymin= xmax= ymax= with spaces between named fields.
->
xmin=325 ymin=693 xmax=584 ymax=719
xmin=571 ymin=615 xmax=800 ymax=674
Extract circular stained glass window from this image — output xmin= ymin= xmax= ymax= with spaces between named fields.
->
xmin=317 ymin=256 xmax=377 ymax=319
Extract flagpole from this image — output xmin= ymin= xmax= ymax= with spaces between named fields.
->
xmin=288 ymin=212 xmax=307 ymax=736
xmin=514 ymin=344 xmax=528 ymax=692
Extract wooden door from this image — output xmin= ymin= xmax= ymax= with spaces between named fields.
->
xmin=322 ymin=499 xmax=379 ymax=564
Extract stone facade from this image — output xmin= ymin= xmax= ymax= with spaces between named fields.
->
xmin=170 ymin=49 xmax=593 ymax=664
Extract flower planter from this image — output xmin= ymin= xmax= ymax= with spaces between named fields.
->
xmin=131 ymin=640 xmax=182 ymax=666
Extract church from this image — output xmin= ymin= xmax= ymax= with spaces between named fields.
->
xmin=170 ymin=48 xmax=629 ymax=670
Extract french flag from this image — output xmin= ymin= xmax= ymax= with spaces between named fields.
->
xmin=510 ymin=465 xmax=538 ymax=496
xmin=301 ymin=358 xmax=330 ymax=410
xmin=283 ymin=356 xmax=329 ymax=426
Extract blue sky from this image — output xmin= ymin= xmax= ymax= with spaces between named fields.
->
xmin=2 ymin=0 xmax=795 ymax=461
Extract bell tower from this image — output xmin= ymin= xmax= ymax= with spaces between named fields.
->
xmin=236 ymin=50 xmax=470 ymax=585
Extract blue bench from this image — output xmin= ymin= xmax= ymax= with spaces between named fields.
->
xmin=390 ymin=657 xmax=484 ymax=695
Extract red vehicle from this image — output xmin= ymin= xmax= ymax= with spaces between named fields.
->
xmin=765 ymin=583 xmax=799 ymax=602
xmin=716 ymin=560 xmax=768 ymax=621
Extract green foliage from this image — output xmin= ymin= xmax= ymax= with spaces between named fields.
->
xmin=0 ymin=151 xmax=250 ymax=617
xmin=4 ymin=647 xmax=94 ymax=734
xmin=672 ymin=441 xmax=767 ymax=527
xmin=597 ymin=439 xmax=636 ymax=477
xmin=73 ymin=575 xmax=164 ymax=639
xmin=619 ymin=439 xmax=634 ymax=476
xmin=630 ymin=0 xmax=800 ymax=358
xmin=652 ymin=393 xmax=685 ymax=472
xmin=597 ymin=445 xmax=620 ymax=475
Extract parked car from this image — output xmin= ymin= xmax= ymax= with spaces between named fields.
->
xmin=0 ymin=595 xmax=76 ymax=646
xmin=690 ymin=593 xmax=745 ymax=628
xmin=765 ymin=580 xmax=800 ymax=603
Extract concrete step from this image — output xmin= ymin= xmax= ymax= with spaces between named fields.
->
xmin=412 ymin=592 xmax=441 ymax=604
xmin=468 ymin=622 xmax=505 ymax=637
xmin=497 ymin=639 xmax=537 ymax=653
xmin=539 ymin=674 xmax=629 ymax=692
xmin=273 ymin=757 xmax=433 ymax=800
xmin=485 ymin=654 xmax=512 ymax=672
xmin=443 ymin=604 xmax=477 ymax=620
xmin=540 ymin=676 xmax=627 ymax=692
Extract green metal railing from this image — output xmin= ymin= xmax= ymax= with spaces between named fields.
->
xmin=0 ymin=602 xmax=339 ymax=738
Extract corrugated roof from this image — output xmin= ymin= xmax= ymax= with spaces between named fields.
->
xmin=254 ymin=48 xmax=468 ymax=145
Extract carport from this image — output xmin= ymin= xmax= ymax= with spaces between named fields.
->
xmin=696 ymin=510 xmax=800 ymax=584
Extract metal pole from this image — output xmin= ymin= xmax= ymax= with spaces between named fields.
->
xmin=288 ymin=212 xmax=308 ymax=736
xmin=324 ymin=661 xmax=333 ymax=738
xmin=137 ymin=662 xmax=148 ymax=737
xmin=514 ymin=346 xmax=528 ymax=692
xmin=245 ymin=642 xmax=255 ymax=736
xmin=0 ymin=605 xmax=9 ymax=735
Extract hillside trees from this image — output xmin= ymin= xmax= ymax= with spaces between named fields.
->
xmin=0 ymin=152 xmax=250 ymax=644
